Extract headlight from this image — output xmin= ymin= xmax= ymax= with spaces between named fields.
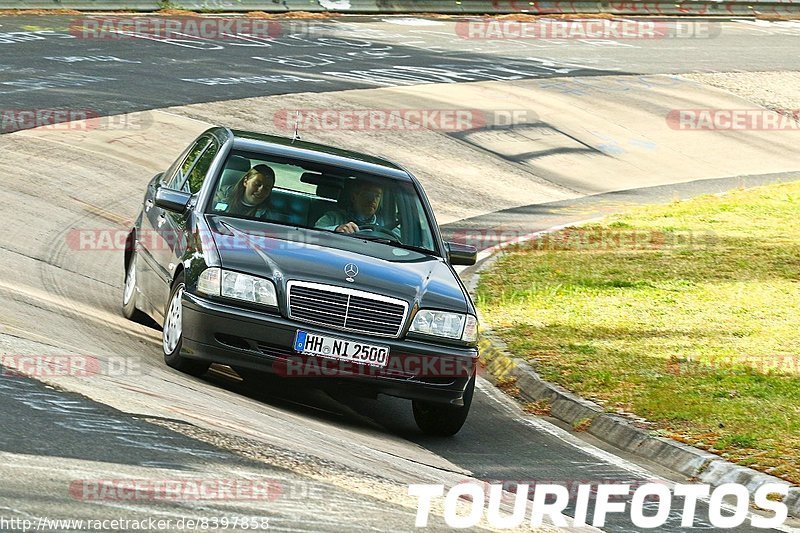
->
xmin=410 ymin=310 xmax=479 ymax=342
xmin=196 ymin=267 xmax=277 ymax=307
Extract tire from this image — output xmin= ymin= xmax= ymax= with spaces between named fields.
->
xmin=122 ymin=248 xmax=149 ymax=324
xmin=412 ymin=374 xmax=475 ymax=437
xmin=162 ymin=273 xmax=210 ymax=377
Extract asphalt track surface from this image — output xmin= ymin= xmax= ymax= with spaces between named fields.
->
xmin=1 ymin=16 xmax=800 ymax=122
xmin=2 ymin=14 xmax=800 ymax=533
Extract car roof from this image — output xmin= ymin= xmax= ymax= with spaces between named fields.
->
xmin=229 ymin=129 xmax=412 ymax=181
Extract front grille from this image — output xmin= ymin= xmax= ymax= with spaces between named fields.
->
xmin=287 ymin=281 xmax=408 ymax=337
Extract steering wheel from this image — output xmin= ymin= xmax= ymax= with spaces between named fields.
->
xmin=356 ymin=223 xmax=402 ymax=243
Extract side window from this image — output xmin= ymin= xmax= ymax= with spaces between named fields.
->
xmin=183 ymin=139 xmax=219 ymax=194
xmin=164 ymin=137 xmax=211 ymax=190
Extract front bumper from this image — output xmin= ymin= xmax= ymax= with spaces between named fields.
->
xmin=180 ymin=292 xmax=478 ymax=406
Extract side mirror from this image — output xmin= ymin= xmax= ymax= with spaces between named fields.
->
xmin=155 ymin=187 xmax=192 ymax=214
xmin=446 ymin=242 xmax=477 ymax=266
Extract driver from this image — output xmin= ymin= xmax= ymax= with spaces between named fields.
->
xmin=315 ymin=179 xmax=385 ymax=234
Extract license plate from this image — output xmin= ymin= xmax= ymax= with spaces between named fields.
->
xmin=293 ymin=330 xmax=389 ymax=368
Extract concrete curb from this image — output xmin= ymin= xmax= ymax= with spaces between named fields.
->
xmin=461 ymin=231 xmax=800 ymax=520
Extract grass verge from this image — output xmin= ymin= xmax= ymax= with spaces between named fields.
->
xmin=476 ymin=181 xmax=800 ymax=484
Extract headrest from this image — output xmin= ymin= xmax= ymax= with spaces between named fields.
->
xmin=316 ymin=183 xmax=341 ymax=200
xmin=300 ymin=171 xmax=324 ymax=185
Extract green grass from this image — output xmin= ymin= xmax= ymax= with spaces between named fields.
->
xmin=476 ymin=182 xmax=800 ymax=483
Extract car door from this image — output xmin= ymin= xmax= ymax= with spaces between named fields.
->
xmin=138 ymin=135 xmax=219 ymax=320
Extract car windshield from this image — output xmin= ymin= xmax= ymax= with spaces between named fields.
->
xmin=206 ymin=150 xmax=438 ymax=254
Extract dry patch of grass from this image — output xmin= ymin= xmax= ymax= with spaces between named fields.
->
xmin=755 ymin=14 xmax=800 ymax=20
xmin=523 ymin=399 xmax=552 ymax=416
xmin=0 ymin=8 xmax=81 ymax=15
xmin=156 ymin=9 xmax=200 ymax=16
xmin=477 ymin=181 xmax=800 ymax=484
xmin=494 ymin=12 xmax=615 ymax=20
xmin=495 ymin=376 xmax=521 ymax=399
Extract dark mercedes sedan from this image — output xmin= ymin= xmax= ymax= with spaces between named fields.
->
xmin=122 ymin=127 xmax=479 ymax=435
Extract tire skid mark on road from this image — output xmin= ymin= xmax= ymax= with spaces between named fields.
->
xmin=2 ymin=118 xmax=201 ymax=371
xmin=116 ymin=383 xmax=185 ymax=401
xmin=162 ymin=403 xmax=416 ymax=468
xmin=0 ymin=241 xmax=118 ymax=290
xmin=10 ymin=110 xmax=202 ymax=173
xmin=9 ymin=131 xmax=155 ymax=167
xmin=68 ymin=195 xmax=132 ymax=227
xmin=154 ymin=108 xmax=217 ymax=126
xmin=0 ymin=278 xmax=158 ymax=346
xmin=0 ymin=322 xmax=100 ymax=357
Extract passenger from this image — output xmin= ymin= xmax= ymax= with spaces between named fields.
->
xmin=216 ymin=164 xmax=275 ymax=218
xmin=315 ymin=180 xmax=386 ymax=234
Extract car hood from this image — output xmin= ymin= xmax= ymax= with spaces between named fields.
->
xmin=207 ymin=216 xmax=469 ymax=314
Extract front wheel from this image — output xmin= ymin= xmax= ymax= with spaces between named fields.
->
xmin=412 ymin=374 xmax=475 ymax=437
xmin=163 ymin=274 xmax=210 ymax=377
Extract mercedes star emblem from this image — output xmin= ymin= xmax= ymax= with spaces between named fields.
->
xmin=344 ymin=263 xmax=359 ymax=282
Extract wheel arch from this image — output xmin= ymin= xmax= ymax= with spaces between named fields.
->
xmin=124 ymin=229 xmax=136 ymax=273
xmin=172 ymin=263 xmax=185 ymax=287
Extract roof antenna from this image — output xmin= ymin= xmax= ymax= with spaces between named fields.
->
xmin=291 ymin=111 xmax=301 ymax=143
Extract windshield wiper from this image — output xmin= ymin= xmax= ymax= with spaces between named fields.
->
xmin=357 ymin=235 xmax=437 ymax=256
